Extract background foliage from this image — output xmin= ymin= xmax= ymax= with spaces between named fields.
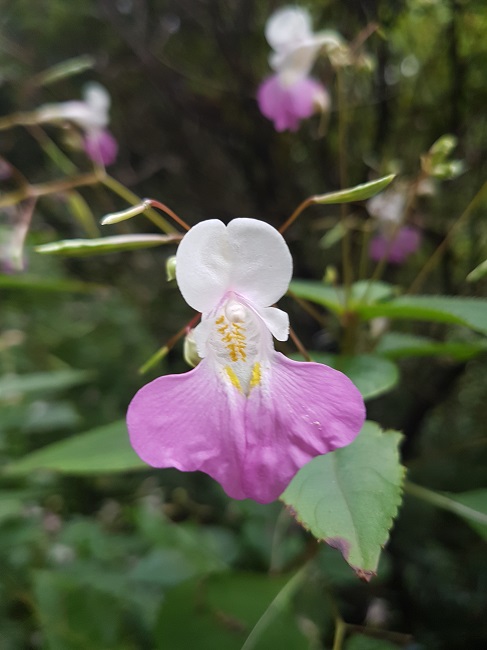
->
xmin=1 ymin=0 xmax=486 ymax=648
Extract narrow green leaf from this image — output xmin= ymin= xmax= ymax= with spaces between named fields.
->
xmin=289 ymin=279 xmax=395 ymax=316
xmin=289 ymin=281 xmax=345 ymax=316
xmin=67 ymin=191 xmax=100 ymax=238
xmin=376 ymin=332 xmax=487 ymax=360
xmin=33 ymin=55 xmax=95 ymax=86
xmin=311 ymin=175 xmax=396 ymax=205
xmin=319 ymin=222 xmax=347 ymax=249
xmin=282 ymin=421 xmax=404 ymax=578
xmin=0 ymin=369 xmax=93 ymax=401
xmin=308 ymin=354 xmax=399 ymax=400
xmin=36 ymin=234 xmax=179 ymax=257
xmin=4 ymin=421 xmax=147 ymax=476
xmin=0 ymin=274 xmax=101 ymax=292
xmin=345 ymin=635 xmax=399 ymax=650
xmin=467 ymin=259 xmax=487 ymax=282
xmin=358 ymin=295 xmax=487 ymax=336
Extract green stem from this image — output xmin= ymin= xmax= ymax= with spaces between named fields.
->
xmin=404 ymin=481 xmax=487 ymax=525
xmin=336 ymin=68 xmax=353 ymax=300
xmin=332 ymin=616 xmax=347 ymax=650
xmin=240 ymin=564 xmax=310 ymax=650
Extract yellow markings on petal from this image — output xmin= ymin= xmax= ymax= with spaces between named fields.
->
xmin=250 ymin=362 xmax=261 ymax=389
xmin=215 ymin=316 xmax=247 ymax=362
xmin=225 ymin=366 xmax=242 ymax=392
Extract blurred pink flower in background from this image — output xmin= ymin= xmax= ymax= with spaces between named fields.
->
xmin=367 ymin=187 xmax=421 ymax=264
xmin=37 ymin=83 xmax=118 ymax=166
xmin=257 ymin=6 xmax=341 ymax=131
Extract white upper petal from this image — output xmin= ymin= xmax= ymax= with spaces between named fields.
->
xmin=265 ymin=6 xmax=313 ymax=52
xmin=226 ymin=219 xmax=292 ymax=307
xmin=36 ymin=83 xmax=110 ymax=133
xmin=270 ymin=41 xmax=323 ymax=82
xmin=176 ymin=219 xmax=232 ymax=313
xmin=83 ymin=83 xmax=111 ymax=128
xmin=176 ymin=218 xmax=293 ymax=314
xmin=270 ymin=31 xmax=344 ymax=81
xmin=36 ymin=100 xmax=94 ymax=129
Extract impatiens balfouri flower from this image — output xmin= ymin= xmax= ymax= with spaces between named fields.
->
xmin=257 ymin=6 xmax=342 ymax=132
xmin=36 ymin=83 xmax=118 ymax=166
xmin=367 ymin=187 xmax=421 ymax=264
xmin=127 ymin=218 xmax=365 ymax=503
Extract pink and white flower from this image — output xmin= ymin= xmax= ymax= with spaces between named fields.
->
xmin=367 ymin=188 xmax=421 ymax=264
xmin=127 ymin=218 xmax=365 ymax=503
xmin=257 ymin=6 xmax=341 ymax=131
xmin=36 ymin=83 xmax=118 ymax=166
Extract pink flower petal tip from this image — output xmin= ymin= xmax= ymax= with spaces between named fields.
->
xmin=369 ymin=226 xmax=421 ymax=264
xmin=257 ymin=74 xmax=329 ymax=132
xmin=127 ymin=353 xmax=365 ymax=504
xmin=84 ymin=129 xmax=118 ymax=166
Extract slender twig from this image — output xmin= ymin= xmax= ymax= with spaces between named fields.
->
xmin=0 ymin=172 xmax=100 ymax=208
xmin=138 ymin=313 xmax=201 ymax=374
xmin=289 ymin=327 xmax=312 ymax=362
xmin=143 ymin=198 xmax=190 ymax=231
xmin=287 ymin=291 xmax=329 ymax=327
xmin=279 ymin=197 xmax=313 ymax=234
xmin=408 ymin=179 xmax=487 ymax=294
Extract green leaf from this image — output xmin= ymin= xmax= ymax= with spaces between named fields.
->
xmin=319 ymin=222 xmax=347 ymax=249
xmin=345 ymin=635 xmax=398 ymax=650
xmin=67 ymin=191 xmax=100 ymax=238
xmin=311 ymin=175 xmax=396 ymax=205
xmin=36 ymin=234 xmax=179 ymax=257
xmin=34 ymin=570 xmax=129 ymax=650
xmin=289 ymin=281 xmax=345 ymax=316
xmin=155 ymin=572 xmax=309 ymax=650
xmin=0 ymin=369 xmax=93 ymax=401
xmin=291 ymin=286 xmax=487 ymax=336
xmin=33 ymin=55 xmax=95 ymax=86
xmin=289 ymin=280 xmax=395 ymax=316
xmin=4 ymin=421 xmax=147 ymax=476
xmin=309 ymin=354 xmax=399 ymax=400
xmin=358 ymin=295 xmax=487 ymax=335
xmin=406 ymin=483 xmax=487 ymax=540
xmin=0 ymin=274 xmax=101 ymax=292
xmin=281 ymin=421 xmax=404 ymax=578
xmin=467 ymin=259 xmax=487 ymax=282
xmin=0 ymin=491 xmax=26 ymax=522
xmin=376 ymin=332 xmax=487 ymax=361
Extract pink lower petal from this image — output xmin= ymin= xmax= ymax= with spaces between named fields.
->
xmin=369 ymin=226 xmax=421 ymax=264
xmin=257 ymin=74 xmax=327 ymax=132
xmin=127 ymin=353 xmax=365 ymax=503
xmin=84 ymin=129 xmax=118 ymax=166
xmin=241 ymin=354 xmax=365 ymax=501
xmin=127 ymin=361 xmax=248 ymax=498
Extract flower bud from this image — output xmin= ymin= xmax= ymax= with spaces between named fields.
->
xmin=166 ymin=255 xmax=177 ymax=281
